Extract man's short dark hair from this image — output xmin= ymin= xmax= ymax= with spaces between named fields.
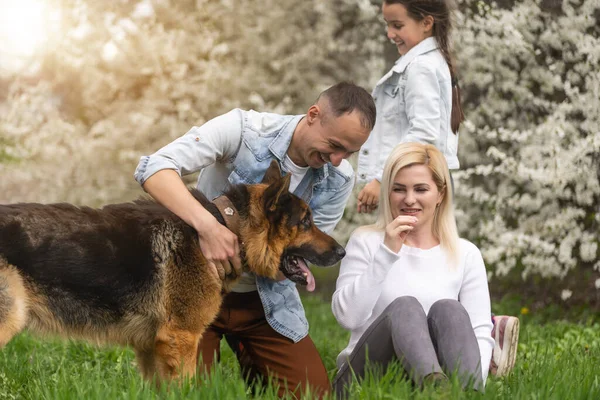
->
xmin=317 ymin=82 xmax=376 ymax=131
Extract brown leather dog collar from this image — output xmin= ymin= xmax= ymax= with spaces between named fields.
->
xmin=212 ymin=195 xmax=241 ymax=238
xmin=212 ymin=195 xmax=248 ymax=275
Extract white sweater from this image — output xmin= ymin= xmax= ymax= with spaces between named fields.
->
xmin=332 ymin=229 xmax=494 ymax=383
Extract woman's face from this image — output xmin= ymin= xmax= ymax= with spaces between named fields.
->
xmin=389 ymin=164 xmax=443 ymax=231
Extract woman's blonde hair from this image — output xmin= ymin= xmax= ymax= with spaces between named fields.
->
xmin=368 ymin=142 xmax=459 ymax=263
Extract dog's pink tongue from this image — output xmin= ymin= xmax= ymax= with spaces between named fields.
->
xmin=297 ymin=258 xmax=316 ymax=292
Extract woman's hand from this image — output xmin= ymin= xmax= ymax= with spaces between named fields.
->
xmin=357 ymin=179 xmax=381 ymax=214
xmin=383 ymin=215 xmax=418 ymax=253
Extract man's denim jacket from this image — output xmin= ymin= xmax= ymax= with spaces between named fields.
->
xmin=134 ymin=109 xmax=355 ymax=342
xmin=357 ymin=37 xmax=458 ymax=183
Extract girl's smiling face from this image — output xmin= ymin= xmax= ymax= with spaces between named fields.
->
xmin=383 ymin=2 xmax=433 ymax=56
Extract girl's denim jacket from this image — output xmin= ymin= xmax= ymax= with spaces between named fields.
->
xmin=134 ymin=109 xmax=355 ymax=342
xmin=357 ymin=37 xmax=459 ymax=183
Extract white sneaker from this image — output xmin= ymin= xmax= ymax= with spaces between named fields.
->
xmin=490 ymin=315 xmax=520 ymax=377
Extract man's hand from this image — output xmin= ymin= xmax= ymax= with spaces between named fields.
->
xmin=357 ymin=179 xmax=381 ymax=214
xmin=141 ymin=170 xmax=244 ymax=281
xmin=196 ymin=217 xmax=243 ymax=281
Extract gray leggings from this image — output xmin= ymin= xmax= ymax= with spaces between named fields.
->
xmin=333 ymin=296 xmax=483 ymax=397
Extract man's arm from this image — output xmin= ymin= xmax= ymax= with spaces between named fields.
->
xmin=134 ymin=109 xmax=245 ymax=279
xmin=134 ymin=109 xmax=244 ymax=186
xmin=143 ymin=170 xmax=241 ymax=279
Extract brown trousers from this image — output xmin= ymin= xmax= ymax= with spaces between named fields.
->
xmin=197 ymin=291 xmax=330 ymax=398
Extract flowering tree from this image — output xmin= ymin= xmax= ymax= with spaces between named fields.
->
xmin=0 ymin=0 xmax=382 ymax=205
xmin=453 ymin=0 xmax=600 ymax=299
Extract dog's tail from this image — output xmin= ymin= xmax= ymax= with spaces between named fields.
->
xmin=0 ymin=259 xmax=28 ymax=348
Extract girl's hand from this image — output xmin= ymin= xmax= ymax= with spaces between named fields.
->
xmin=357 ymin=179 xmax=381 ymax=214
xmin=384 ymin=216 xmax=418 ymax=253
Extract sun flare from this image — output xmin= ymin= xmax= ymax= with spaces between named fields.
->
xmin=0 ymin=0 xmax=60 ymax=70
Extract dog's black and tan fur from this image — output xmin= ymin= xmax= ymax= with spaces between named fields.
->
xmin=0 ymin=161 xmax=345 ymax=383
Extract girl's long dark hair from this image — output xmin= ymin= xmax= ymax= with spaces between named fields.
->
xmin=385 ymin=0 xmax=464 ymax=133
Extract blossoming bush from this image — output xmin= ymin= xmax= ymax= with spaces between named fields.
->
xmin=453 ymin=0 xmax=600 ymax=297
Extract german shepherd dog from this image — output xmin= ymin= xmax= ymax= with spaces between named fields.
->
xmin=0 ymin=160 xmax=345 ymax=383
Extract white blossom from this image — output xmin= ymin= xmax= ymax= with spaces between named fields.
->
xmin=451 ymin=0 xmax=599 ymax=290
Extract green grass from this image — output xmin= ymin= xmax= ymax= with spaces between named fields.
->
xmin=1 ymin=296 xmax=599 ymax=399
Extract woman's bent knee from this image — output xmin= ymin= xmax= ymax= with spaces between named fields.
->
xmin=428 ymin=299 xmax=470 ymax=325
xmin=385 ymin=296 xmax=420 ymax=314
xmin=379 ymin=296 xmax=426 ymax=326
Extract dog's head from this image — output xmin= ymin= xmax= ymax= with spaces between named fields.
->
xmin=241 ymin=160 xmax=345 ymax=291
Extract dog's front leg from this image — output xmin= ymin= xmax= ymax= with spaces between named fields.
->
xmin=134 ymin=347 xmax=157 ymax=382
xmin=153 ymin=324 xmax=202 ymax=384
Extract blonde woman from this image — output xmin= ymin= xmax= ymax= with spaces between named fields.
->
xmin=332 ymin=143 xmax=493 ymax=396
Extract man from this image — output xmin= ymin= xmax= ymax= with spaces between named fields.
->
xmin=134 ymin=82 xmax=376 ymax=397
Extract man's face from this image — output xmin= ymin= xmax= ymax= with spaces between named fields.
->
xmin=302 ymin=108 xmax=371 ymax=169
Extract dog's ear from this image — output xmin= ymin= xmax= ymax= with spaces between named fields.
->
xmin=264 ymin=174 xmax=291 ymax=212
xmin=262 ymin=160 xmax=282 ymax=185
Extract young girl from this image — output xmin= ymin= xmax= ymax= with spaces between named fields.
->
xmin=333 ymin=143 xmax=493 ymax=397
xmin=356 ymin=0 xmax=463 ymax=214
